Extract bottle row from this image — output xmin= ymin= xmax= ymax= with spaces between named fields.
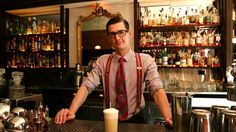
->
xmin=140 ymin=4 xmax=220 ymax=27
xmin=6 ymin=35 xmax=62 ymax=52
xmin=6 ymin=15 xmax=61 ymax=36
xmin=139 ymin=29 xmax=221 ymax=47
xmin=6 ymin=53 xmax=66 ymax=68
xmin=141 ymin=48 xmax=220 ymax=67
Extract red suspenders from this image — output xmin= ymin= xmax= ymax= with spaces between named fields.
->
xmin=104 ymin=53 xmax=143 ymax=109
xmin=105 ymin=55 xmax=113 ymax=108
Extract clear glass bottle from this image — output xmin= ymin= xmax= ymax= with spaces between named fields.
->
xmin=215 ymin=33 xmax=221 ymax=46
xmin=32 ymin=17 xmax=37 ymax=34
xmin=41 ymin=20 xmax=47 ymax=34
xmin=212 ymin=7 xmax=220 ymax=24
xmin=208 ymin=30 xmax=215 ymax=46
xmin=189 ymin=32 xmax=196 ymax=46
xmin=233 ymin=8 xmax=236 ymax=21
xmin=196 ymin=31 xmax=203 ymax=46
xmin=26 ymin=17 xmax=32 ymax=35
xmin=198 ymin=9 xmax=204 ymax=25
xmin=183 ymin=32 xmax=190 ymax=46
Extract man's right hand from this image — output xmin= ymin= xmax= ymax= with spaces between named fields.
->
xmin=54 ymin=108 xmax=76 ymax=124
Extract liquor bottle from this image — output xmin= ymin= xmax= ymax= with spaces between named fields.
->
xmin=175 ymin=32 xmax=183 ymax=46
xmin=163 ymin=35 xmax=167 ymax=46
xmin=31 ymin=37 xmax=35 ymax=52
xmin=45 ymin=105 xmax=51 ymax=122
xmin=192 ymin=50 xmax=199 ymax=66
xmin=204 ymin=6 xmax=212 ymax=24
xmin=32 ymin=17 xmax=37 ymax=34
xmin=208 ymin=30 xmax=215 ymax=46
xmin=183 ymin=32 xmax=190 ymax=46
xmin=152 ymin=14 xmax=157 ymax=26
xmin=34 ymin=36 xmax=38 ymax=51
xmin=189 ymin=32 xmax=195 ymax=46
xmin=27 ymin=37 xmax=32 ymax=52
xmin=156 ymin=50 xmax=163 ymax=65
xmin=194 ymin=9 xmax=199 ymax=24
xmin=37 ymin=19 xmax=42 ymax=34
xmin=19 ymin=22 xmax=26 ymax=35
xmin=202 ymin=31 xmax=208 ymax=46
xmin=143 ymin=9 xmax=149 ymax=27
xmin=157 ymin=14 xmax=161 ymax=25
xmin=55 ymin=23 xmax=61 ymax=33
xmin=207 ymin=50 xmax=213 ymax=66
xmin=196 ymin=31 xmax=202 ymax=46
xmin=57 ymin=53 xmax=61 ymax=67
xmin=148 ymin=12 xmax=152 ymax=27
xmin=140 ymin=12 xmax=144 ymax=27
xmin=233 ymin=30 xmax=236 ymax=59
xmin=176 ymin=13 xmax=182 ymax=25
xmin=41 ymin=21 xmax=47 ymax=34
xmin=168 ymin=52 xmax=174 ymax=65
xmin=174 ymin=50 xmax=181 ymax=66
xmin=6 ymin=20 xmax=10 ymax=35
xmin=26 ymin=17 xmax=32 ymax=35
xmin=51 ymin=19 xmax=56 ymax=33
xmin=57 ymin=39 xmax=61 ymax=50
xmin=233 ymin=8 xmax=236 ymax=21
xmin=162 ymin=48 xmax=168 ymax=65
xmin=153 ymin=32 xmax=158 ymax=46
xmin=186 ymin=49 xmax=193 ymax=67
xmin=184 ymin=10 xmax=190 ymax=25
xmin=212 ymin=7 xmax=219 ymax=24
xmin=215 ymin=33 xmax=221 ymax=46
xmin=198 ymin=9 xmax=204 ymax=25
xmin=189 ymin=8 xmax=196 ymax=24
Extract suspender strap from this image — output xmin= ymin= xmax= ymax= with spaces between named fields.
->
xmin=135 ymin=53 xmax=142 ymax=108
xmin=104 ymin=53 xmax=143 ymax=109
xmin=104 ymin=55 xmax=113 ymax=108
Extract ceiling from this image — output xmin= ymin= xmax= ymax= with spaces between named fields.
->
xmin=3 ymin=0 xmax=214 ymax=16
xmin=1 ymin=0 xmax=97 ymax=11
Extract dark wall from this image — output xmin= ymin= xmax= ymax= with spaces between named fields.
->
xmin=1 ymin=0 xmax=96 ymax=10
xmin=0 ymin=10 xmax=5 ymax=67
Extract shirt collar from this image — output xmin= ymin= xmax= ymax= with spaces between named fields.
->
xmin=113 ymin=49 xmax=135 ymax=62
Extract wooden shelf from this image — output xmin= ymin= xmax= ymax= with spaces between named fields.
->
xmin=139 ymin=23 xmax=220 ymax=32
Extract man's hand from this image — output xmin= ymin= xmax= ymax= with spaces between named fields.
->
xmin=54 ymin=108 xmax=76 ymax=124
xmin=164 ymin=117 xmax=173 ymax=127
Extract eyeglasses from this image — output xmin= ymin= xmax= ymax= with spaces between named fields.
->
xmin=107 ymin=30 xmax=127 ymax=38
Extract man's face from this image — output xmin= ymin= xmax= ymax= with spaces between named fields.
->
xmin=107 ymin=22 xmax=131 ymax=51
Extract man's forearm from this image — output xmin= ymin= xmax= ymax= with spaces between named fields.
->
xmin=152 ymin=89 xmax=172 ymax=120
xmin=69 ymin=85 xmax=89 ymax=114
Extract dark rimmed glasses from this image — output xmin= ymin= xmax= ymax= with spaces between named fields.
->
xmin=107 ymin=30 xmax=127 ymax=39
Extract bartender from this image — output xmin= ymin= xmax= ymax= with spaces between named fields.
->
xmin=55 ymin=16 xmax=172 ymax=126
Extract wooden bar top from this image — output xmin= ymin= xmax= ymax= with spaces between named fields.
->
xmin=48 ymin=119 xmax=173 ymax=132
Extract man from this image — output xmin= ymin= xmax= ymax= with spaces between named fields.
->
xmin=55 ymin=17 xmax=172 ymax=126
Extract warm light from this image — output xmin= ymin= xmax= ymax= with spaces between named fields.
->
xmin=95 ymin=45 xmax=101 ymax=50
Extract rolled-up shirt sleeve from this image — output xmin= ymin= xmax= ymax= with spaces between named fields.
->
xmin=142 ymin=54 xmax=163 ymax=95
xmin=81 ymin=56 xmax=106 ymax=94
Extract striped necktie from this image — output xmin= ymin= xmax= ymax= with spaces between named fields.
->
xmin=115 ymin=57 xmax=128 ymax=121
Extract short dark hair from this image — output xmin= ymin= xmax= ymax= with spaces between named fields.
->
xmin=106 ymin=16 xmax=130 ymax=34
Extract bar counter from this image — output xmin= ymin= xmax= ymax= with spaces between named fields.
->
xmin=48 ymin=119 xmax=173 ymax=132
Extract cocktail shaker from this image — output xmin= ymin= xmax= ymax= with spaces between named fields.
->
xmin=171 ymin=93 xmax=192 ymax=132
